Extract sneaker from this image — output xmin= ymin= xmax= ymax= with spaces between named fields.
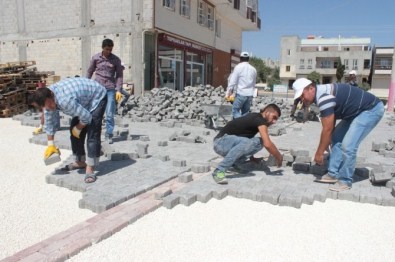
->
xmin=329 ymin=181 xmax=351 ymax=192
xmin=212 ymin=169 xmax=228 ymax=184
xmin=314 ymin=174 xmax=338 ymax=184
xmin=105 ymin=135 xmax=113 ymax=144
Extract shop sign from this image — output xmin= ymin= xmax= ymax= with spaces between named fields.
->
xmin=159 ymin=33 xmax=212 ymax=54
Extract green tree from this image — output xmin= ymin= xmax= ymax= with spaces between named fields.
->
xmin=335 ymin=59 xmax=345 ymax=83
xmin=249 ymin=56 xmax=271 ymax=83
xmin=307 ymin=71 xmax=321 ymax=84
xmin=267 ymin=66 xmax=281 ymax=88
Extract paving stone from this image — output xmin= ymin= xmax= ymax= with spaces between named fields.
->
xmin=178 ymin=173 xmax=193 ymax=183
xmin=202 ymin=130 xmax=210 ymax=136
xmin=292 ymin=162 xmax=310 ymax=172
xmin=179 ymin=194 xmax=197 ymax=206
xmin=162 ymin=194 xmax=181 ymax=209
xmin=169 ymin=132 xmax=178 ymax=141
xmin=384 ymin=151 xmax=395 ymax=158
xmin=290 ymin=149 xmax=310 ymax=157
xmin=372 ymin=141 xmax=387 ymax=152
xmin=136 ymin=143 xmax=149 ymax=156
xmin=139 ymin=136 xmax=150 ymax=142
xmin=44 ymin=153 xmax=61 ymax=166
xmin=181 ymin=130 xmax=191 ymax=136
xmin=257 ymin=189 xmax=280 ymax=205
xmin=157 ymin=155 xmax=170 ymax=162
xmin=370 ymin=172 xmax=392 ymax=184
xmin=326 ymin=190 xmax=338 ymax=199
xmin=178 ymin=136 xmax=196 ymax=143
xmin=309 ymin=164 xmax=327 ymax=175
xmin=173 ymin=159 xmax=187 ymax=167
xmin=283 ymin=153 xmax=294 ymax=163
xmin=301 ymin=189 xmax=315 ymax=205
xmin=278 ymin=189 xmax=303 ymax=208
xmin=154 ymin=188 xmax=172 ymax=200
xmin=191 ymin=163 xmax=210 ymax=173
xmin=338 ymin=189 xmax=360 ymax=202
xmin=392 ymin=186 xmax=395 ymax=198
xmin=295 ymin=156 xmax=311 ymax=163
xmin=196 ymin=190 xmax=213 ymax=203
xmin=386 ymin=178 xmax=395 ymax=188
xmin=158 ymin=141 xmax=168 ymax=146
xmin=355 ymin=167 xmax=373 ymax=178
xmin=212 ymin=187 xmax=228 ymax=200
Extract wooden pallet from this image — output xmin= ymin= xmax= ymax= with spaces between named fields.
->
xmin=0 ymin=89 xmax=27 ymax=109
xmin=0 ymin=103 xmax=27 ymax=118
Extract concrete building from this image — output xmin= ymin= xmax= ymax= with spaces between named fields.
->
xmin=280 ymin=35 xmax=372 ymax=88
xmin=370 ymin=46 xmax=394 ymax=99
xmin=0 ymin=0 xmax=260 ymax=94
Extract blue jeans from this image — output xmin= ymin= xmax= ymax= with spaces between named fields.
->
xmin=328 ymin=102 xmax=384 ymax=186
xmin=70 ymin=96 xmax=107 ymax=167
xmin=232 ymin=94 xmax=253 ymax=119
xmin=213 ymin=135 xmax=263 ymax=171
xmin=105 ymin=89 xmax=116 ymax=136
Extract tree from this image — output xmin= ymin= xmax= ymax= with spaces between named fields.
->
xmin=267 ymin=66 xmax=281 ymax=88
xmin=307 ymin=71 xmax=321 ymax=84
xmin=335 ymin=59 xmax=345 ymax=83
xmin=249 ymin=56 xmax=271 ymax=83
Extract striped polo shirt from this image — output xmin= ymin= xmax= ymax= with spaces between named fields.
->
xmin=315 ymin=83 xmax=379 ymax=120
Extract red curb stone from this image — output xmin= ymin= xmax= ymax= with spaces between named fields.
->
xmin=17 ymin=251 xmax=47 ymax=262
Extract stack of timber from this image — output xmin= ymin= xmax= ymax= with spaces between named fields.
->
xmin=0 ymin=61 xmax=58 ymax=117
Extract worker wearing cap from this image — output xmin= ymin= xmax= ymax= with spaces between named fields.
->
xmin=227 ymin=51 xmax=257 ymax=119
xmin=292 ymin=78 xmax=384 ymax=191
xmin=347 ymin=70 xmax=358 ymax=86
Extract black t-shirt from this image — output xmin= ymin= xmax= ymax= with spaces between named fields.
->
xmin=215 ymin=112 xmax=269 ymax=139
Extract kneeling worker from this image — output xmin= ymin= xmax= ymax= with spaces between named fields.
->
xmin=211 ymin=104 xmax=283 ymax=184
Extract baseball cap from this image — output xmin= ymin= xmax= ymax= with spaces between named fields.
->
xmin=349 ymin=70 xmax=357 ymax=75
xmin=240 ymin=51 xmax=249 ymax=58
xmin=292 ymin=78 xmax=312 ymax=100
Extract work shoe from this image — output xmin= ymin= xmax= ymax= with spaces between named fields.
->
xmin=314 ymin=174 xmax=338 ymax=184
xmin=212 ymin=169 xmax=228 ymax=184
xmin=105 ymin=134 xmax=113 ymax=144
xmin=329 ymin=181 xmax=351 ymax=192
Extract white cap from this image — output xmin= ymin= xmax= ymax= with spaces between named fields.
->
xmin=240 ymin=51 xmax=249 ymax=58
xmin=292 ymin=78 xmax=312 ymax=100
xmin=349 ymin=70 xmax=357 ymax=75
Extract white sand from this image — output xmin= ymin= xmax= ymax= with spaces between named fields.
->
xmin=0 ymin=118 xmax=94 ymax=259
xmin=69 ymin=198 xmax=395 ymax=262
xmin=2 ymin=117 xmax=395 ymax=261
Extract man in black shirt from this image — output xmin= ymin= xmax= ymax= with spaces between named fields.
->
xmin=212 ymin=104 xmax=283 ymax=184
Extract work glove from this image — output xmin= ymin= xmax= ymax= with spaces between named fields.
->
xmin=33 ymin=125 xmax=43 ymax=135
xmin=71 ymin=125 xmax=82 ymax=139
xmin=44 ymin=141 xmax=60 ymax=159
xmin=115 ymin=91 xmax=122 ymax=103
xmin=225 ymin=95 xmax=235 ymax=102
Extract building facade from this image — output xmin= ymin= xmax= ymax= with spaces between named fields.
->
xmin=0 ymin=0 xmax=260 ymax=95
xmin=280 ymin=35 xmax=372 ymax=88
xmin=370 ymin=46 xmax=394 ymax=99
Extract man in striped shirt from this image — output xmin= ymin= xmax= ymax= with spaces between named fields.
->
xmin=292 ymin=78 xmax=384 ymax=191
xmin=31 ymin=77 xmax=107 ymax=183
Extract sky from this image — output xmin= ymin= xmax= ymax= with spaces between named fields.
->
xmin=243 ymin=0 xmax=395 ymax=60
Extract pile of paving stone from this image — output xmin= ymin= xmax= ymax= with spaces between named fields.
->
xmin=120 ymin=85 xmax=317 ymax=127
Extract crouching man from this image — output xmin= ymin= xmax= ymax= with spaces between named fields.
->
xmin=31 ymin=77 xmax=107 ymax=183
xmin=211 ymin=104 xmax=283 ymax=184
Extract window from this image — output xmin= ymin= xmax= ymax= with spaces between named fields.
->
xmin=234 ymin=0 xmax=240 ymax=10
xmin=307 ymin=59 xmax=312 ymax=69
xmin=286 ymin=65 xmax=290 ymax=72
xmin=352 ymin=59 xmax=358 ymax=70
xmin=215 ymin=19 xmax=221 ymax=37
xmin=299 ymin=59 xmax=305 ymax=69
xmin=207 ymin=6 xmax=214 ymax=30
xmin=197 ymin=1 xmax=206 ymax=26
xmin=344 ymin=47 xmax=350 ymax=51
xmin=287 ymin=49 xmax=291 ymax=56
xmin=364 ymin=59 xmax=370 ymax=69
xmin=344 ymin=59 xmax=349 ymax=70
xmin=180 ymin=0 xmax=190 ymax=18
xmin=323 ymin=47 xmax=329 ymax=51
xmin=163 ymin=0 xmax=175 ymax=11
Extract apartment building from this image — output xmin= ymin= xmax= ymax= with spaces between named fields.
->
xmin=370 ymin=46 xmax=394 ymax=99
xmin=0 ymin=0 xmax=260 ymax=95
xmin=280 ymin=35 xmax=372 ymax=88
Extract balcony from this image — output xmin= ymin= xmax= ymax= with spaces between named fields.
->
xmin=212 ymin=0 xmax=260 ymax=31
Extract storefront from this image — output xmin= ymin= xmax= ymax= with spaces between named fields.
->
xmin=157 ymin=33 xmax=213 ymax=91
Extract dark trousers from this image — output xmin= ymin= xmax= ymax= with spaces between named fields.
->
xmin=70 ymin=97 xmax=107 ymax=163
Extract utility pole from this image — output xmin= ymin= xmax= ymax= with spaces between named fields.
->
xmin=387 ymin=43 xmax=395 ymax=112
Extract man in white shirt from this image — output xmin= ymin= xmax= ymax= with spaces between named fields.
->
xmin=227 ymin=51 xmax=257 ymax=118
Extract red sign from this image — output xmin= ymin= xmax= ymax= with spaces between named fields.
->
xmin=159 ymin=33 xmax=212 ymax=54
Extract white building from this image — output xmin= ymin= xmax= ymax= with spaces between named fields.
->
xmin=0 ymin=0 xmax=260 ymax=94
xmin=280 ymin=35 xmax=372 ymax=87
xmin=370 ymin=46 xmax=394 ymax=99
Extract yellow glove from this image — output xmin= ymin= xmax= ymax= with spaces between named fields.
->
xmin=71 ymin=126 xmax=82 ymax=139
xmin=33 ymin=126 xmax=43 ymax=135
xmin=44 ymin=144 xmax=60 ymax=159
xmin=226 ymin=95 xmax=235 ymax=102
xmin=115 ymin=91 xmax=122 ymax=103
